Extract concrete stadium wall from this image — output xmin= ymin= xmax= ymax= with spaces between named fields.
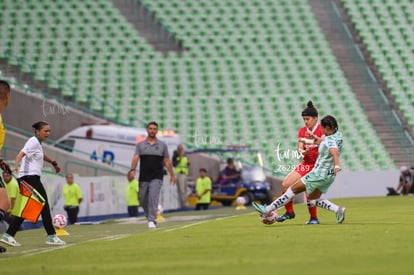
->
xmin=326 ymin=170 xmax=399 ymax=199
xmin=282 ymin=169 xmax=400 ymax=205
xmin=3 ymin=87 xmax=285 ymax=186
xmin=4 ymin=87 xmax=107 ymax=140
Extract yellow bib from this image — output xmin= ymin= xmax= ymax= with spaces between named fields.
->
xmin=0 ymin=115 xmax=6 ymax=149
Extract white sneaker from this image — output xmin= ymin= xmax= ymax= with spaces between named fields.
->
xmin=0 ymin=233 xmax=21 ymax=247
xmin=46 ymin=235 xmax=66 ymax=245
xmin=336 ymin=206 xmax=346 ymax=224
xmin=148 ymin=221 xmax=157 ymax=229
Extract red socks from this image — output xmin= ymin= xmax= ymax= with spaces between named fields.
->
xmin=283 ymin=194 xmax=318 ymax=219
xmin=284 ymin=200 xmax=294 ymax=214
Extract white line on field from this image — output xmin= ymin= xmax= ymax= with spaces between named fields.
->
xmin=163 ymin=220 xmax=209 ymax=232
xmin=107 ymin=234 xmax=130 ymax=241
xmin=1 ymin=247 xmax=44 ymax=257
xmin=15 ymin=235 xmax=122 ymax=258
xmin=0 ymin=235 xmax=130 ymax=260
xmin=215 ymin=215 xmax=238 ymax=220
xmin=1 ymin=211 xmax=256 ymax=258
xmin=21 ymin=244 xmax=76 ymax=257
xmin=162 ymin=212 xmax=252 ymax=233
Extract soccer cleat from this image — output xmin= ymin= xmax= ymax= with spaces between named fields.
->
xmin=148 ymin=221 xmax=157 ymax=229
xmin=251 ymin=202 xmax=268 ymax=214
xmin=46 ymin=235 xmax=66 ymax=245
xmin=0 ymin=233 xmax=21 ymax=247
xmin=305 ymin=218 xmax=320 ymax=225
xmin=276 ymin=212 xmax=296 ymax=223
xmin=336 ymin=206 xmax=346 ymax=224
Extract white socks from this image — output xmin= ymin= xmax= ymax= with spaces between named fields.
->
xmin=265 ymin=187 xmax=295 ymax=212
xmin=315 ymin=199 xmax=339 ymax=213
xmin=265 ymin=190 xmax=340 ymax=214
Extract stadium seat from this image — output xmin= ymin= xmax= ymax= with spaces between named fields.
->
xmin=343 ymin=0 xmax=414 ymax=135
xmin=0 ymin=0 xmax=396 ymax=172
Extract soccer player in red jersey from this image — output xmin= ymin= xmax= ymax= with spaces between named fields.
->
xmin=277 ymin=101 xmax=324 ymax=224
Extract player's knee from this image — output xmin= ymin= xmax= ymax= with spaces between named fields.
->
xmin=281 ymin=181 xmax=290 ymax=191
xmin=308 ymin=192 xmax=321 ymax=200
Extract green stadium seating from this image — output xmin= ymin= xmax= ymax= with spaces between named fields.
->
xmin=0 ymin=0 xmax=396 ymax=172
xmin=343 ymin=0 xmax=414 ymax=131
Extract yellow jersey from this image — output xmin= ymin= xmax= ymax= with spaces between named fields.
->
xmin=0 ymin=114 xmax=6 ymax=150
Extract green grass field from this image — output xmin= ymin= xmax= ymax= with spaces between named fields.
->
xmin=1 ymin=196 xmax=413 ymax=275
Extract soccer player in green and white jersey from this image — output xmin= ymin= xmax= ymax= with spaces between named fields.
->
xmin=253 ymin=115 xmax=346 ymax=224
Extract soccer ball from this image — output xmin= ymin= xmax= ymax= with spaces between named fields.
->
xmin=236 ymin=196 xmax=246 ymax=206
xmin=53 ymin=214 xmax=67 ymax=229
xmin=259 ymin=210 xmax=278 ymax=225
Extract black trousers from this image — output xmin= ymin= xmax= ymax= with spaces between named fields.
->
xmin=7 ymin=175 xmax=55 ymax=236
xmin=64 ymin=206 xmax=79 ymax=224
xmin=127 ymin=206 xmax=139 ymax=217
xmin=195 ymin=203 xmax=210 ymax=210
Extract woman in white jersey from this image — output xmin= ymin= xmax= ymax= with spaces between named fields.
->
xmin=253 ymin=115 xmax=346 ymax=224
xmin=1 ymin=121 xmax=66 ymax=246
xmin=0 ymin=80 xmax=12 ymax=253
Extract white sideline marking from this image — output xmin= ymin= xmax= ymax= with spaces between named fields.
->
xmin=106 ymin=234 xmax=130 ymax=241
xmin=163 ymin=220 xmax=209 ymax=232
xmin=0 ymin=235 xmax=131 ymax=260
xmin=162 ymin=213 xmax=251 ymax=233
xmin=21 ymin=244 xmax=75 ymax=257
xmin=215 ymin=215 xmax=238 ymax=220
xmin=17 ymin=235 xmax=119 ymax=257
xmin=1 ymin=212 xmax=254 ymax=258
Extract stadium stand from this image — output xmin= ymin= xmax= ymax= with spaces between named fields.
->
xmin=0 ymin=0 xmax=396 ymax=173
xmin=342 ymin=0 xmax=414 ymax=130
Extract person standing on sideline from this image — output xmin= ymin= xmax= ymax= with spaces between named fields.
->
xmin=62 ymin=173 xmax=83 ymax=224
xmin=172 ymin=144 xmax=190 ymax=208
xmin=276 ymin=101 xmax=323 ymax=224
xmin=130 ymin=121 xmax=175 ymax=229
xmin=2 ymin=171 xmax=19 ymax=220
xmin=195 ymin=168 xmax=212 ymax=210
xmin=1 ymin=121 xmax=66 ymax=246
xmin=253 ymin=115 xmax=346 ymax=224
xmin=126 ymin=170 xmax=139 ymax=217
xmin=0 ymin=80 xmax=12 ymax=253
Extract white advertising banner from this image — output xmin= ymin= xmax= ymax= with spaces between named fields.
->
xmin=292 ymin=170 xmax=399 ymax=203
xmin=42 ymin=175 xmax=180 ymax=220
xmin=325 ymin=170 xmax=400 ymax=199
xmin=36 ymin=170 xmax=399 ymax=220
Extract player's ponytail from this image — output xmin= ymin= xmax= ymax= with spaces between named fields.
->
xmin=301 ymin=101 xmax=318 ymax=117
xmin=321 ymin=115 xmax=338 ymax=132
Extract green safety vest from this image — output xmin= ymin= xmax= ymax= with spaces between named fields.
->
xmin=175 ymin=156 xmax=189 ymax=175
